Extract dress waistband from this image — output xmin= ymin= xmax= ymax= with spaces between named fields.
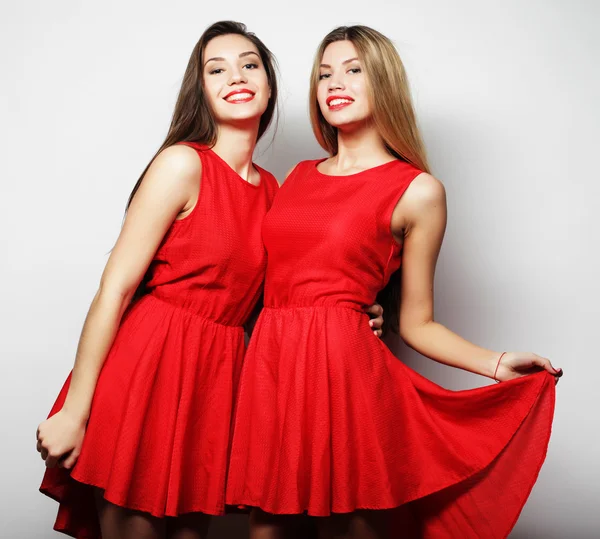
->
xmin=143 ymin=293 xmax=246 ymax=329
xmin=262 ymin=303 xmax=367 ymax=314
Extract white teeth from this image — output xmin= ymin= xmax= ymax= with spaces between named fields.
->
xmin=329 ymin=98 xmax=353 ymax=106
xmin=226 ymin=93 xmax=254 ymax=102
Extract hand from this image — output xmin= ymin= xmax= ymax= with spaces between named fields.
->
xmin=366 ymin=303 xmax=384 ymax=338
xmin=495 ymin=352 xmax=563 ymax=384
xmin=36 ymin=409 xmax=86 ymax=469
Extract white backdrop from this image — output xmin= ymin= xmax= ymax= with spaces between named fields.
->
xmin=1 ymin=0 xmax=598 ymax=537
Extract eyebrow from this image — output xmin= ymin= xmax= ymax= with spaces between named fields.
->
xmin=204 ymin=51 xmax=260 ymax=66
xmin=319 ymin=57 xmax=360 ymax=68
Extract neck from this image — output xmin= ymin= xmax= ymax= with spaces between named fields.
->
xmin=211 ymin=121 xmax=260 ymax=180
xmin=334 ymin=121 xmax=392 ymax=171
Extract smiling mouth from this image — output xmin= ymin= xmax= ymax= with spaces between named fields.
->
xmin=224 ymin=91 xmax=255 ymax=103
xmin=327 ymin=97 xmax=354 ymax=110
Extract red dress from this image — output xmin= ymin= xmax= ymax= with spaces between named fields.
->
xmin=40 ymin=144 xmax=279 ymax=538
xmin=226 ymin=159 xmax=555 ymax=538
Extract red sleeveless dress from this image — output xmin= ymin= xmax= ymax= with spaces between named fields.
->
xmin=226 ymin=159 xmax=555 ymax=538
xmin=40 ymin=144 xmax=279 ymax=538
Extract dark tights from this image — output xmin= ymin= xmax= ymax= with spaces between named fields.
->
xmin=249 ymin=508 xmax=390 ymax=539
xmin=316 ymin=510 xmax=390 ymax=539
xmin=94 ymin=489 xmax=210 ymax=539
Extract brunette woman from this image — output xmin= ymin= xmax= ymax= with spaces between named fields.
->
xmin=38 ymin=21 xmax=285 ymax=539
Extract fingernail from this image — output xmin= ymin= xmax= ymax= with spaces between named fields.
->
xmin=369 ymin=321 xmax=374 ymax=327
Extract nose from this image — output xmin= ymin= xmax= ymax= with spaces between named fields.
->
xmin=327 ymin=74 xmax=344 ymax=92
xmin=228 ymin=68 xmax=247 ymax=86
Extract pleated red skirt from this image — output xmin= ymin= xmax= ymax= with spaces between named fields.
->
xmin=226 ymin=306 xmax=555 ymax=538
xmin=41 ymin=295 xmax=246 ymax=536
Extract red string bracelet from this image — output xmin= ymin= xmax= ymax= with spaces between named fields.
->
xmin=493 ymin=352 xmax=506 ymax=383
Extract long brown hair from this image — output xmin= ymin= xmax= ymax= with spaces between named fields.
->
xmin=309 ymin=25 xmax=430 ymax=334
xmin=129 ymin=21 xmax=278 ymax=209
xmin=129 ymin=21 xmax=279 ymax=301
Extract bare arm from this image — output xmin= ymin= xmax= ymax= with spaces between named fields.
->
xmin=393 ymin=173 xmax=560 ymax=380
xmin=37 ymin=145 xmax=201 ymax=467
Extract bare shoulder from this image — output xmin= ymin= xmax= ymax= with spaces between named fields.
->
xmin=392 ymin=173 xmax=446 ymax=235
xmin=130 ymin=144 xmax=202 ymax=210
xmin=150 ymin=144 xmax=202 ymax=183
xmin=402 ymin=173 xmax=446 ymax=211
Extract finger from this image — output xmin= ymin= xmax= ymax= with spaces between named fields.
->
xmin=540 ymin=356 xmax=563 ymax=376
xmin=40 ymin=447 xmax=49 ymax=461
xmin=375 ymin=329 xmax=383 ymax=338
xmin=372 ymin=315 xmax=384 ymax=329
xmin=36 ymin=440 xmax=42 ymax=453
xmin=533 ymin=357 xmax=558 ymax=375
xmin=366 ymin=304 xmax=383 ymax=316
xmin=61 ymin=451 xmax=80 ymax=470
xmin=45 ymin=454 xmax=59 ymax=468
xmin=368 ymin=317 xmax=383 ymax=329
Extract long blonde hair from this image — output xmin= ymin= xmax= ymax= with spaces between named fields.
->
xmin=309 ymin=26 xmax=429 ymax=334
xmin=309 ymin=25 xmax=430 ymax=174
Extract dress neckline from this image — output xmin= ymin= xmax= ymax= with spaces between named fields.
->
xmin=313 ymin=157 xmax=401 ymax=178
xmin=209 ymin=148 xmax=262 ymax=188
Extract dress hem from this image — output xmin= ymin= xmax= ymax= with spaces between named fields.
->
xmin=226 ymin=372 xmax=553 ymax=535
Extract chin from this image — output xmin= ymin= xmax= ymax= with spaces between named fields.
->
xmin=218 ymin=108 xmax=264 ymax=124
xmin=326 ymin=111 xmax=371 ymax=131
xmin=224 ymin=102 xmax=268 ymax=120
xmin=321 ymin=108 xmax=361 ymax=125
xmin=325 ymin=117 xmax=361 ymax=130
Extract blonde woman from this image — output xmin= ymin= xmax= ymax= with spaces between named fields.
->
xmin=226 ymin=25 xmax=561 ymax=539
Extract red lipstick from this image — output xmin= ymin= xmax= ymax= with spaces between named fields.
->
xmin=223 ymin=89 xmax=256 ymax=103
xmin=326 ymin=94 xmax=354 ymax=111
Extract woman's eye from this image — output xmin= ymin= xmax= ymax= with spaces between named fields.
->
xmin=319 ymin=73 xmax=331 ymax=80
xmin=243 ymin=63 xmax=259 ymax=70
xmin=348 ymin=67 xmax=362 ymax=74
xmin=209 ymin=68 xmax=225 ymax=75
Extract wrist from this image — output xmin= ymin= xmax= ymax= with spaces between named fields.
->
xmin=483 ymin=351 xmax=504 ymax=379
xmin=491 ymin=351 xmax=508 ymax=382
xmin=62 ymin=402 xmax=90 ymax=426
